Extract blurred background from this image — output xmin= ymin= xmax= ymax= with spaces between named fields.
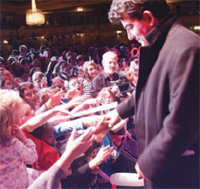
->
xmin=0 ymin=0 xmax=199 ymax=56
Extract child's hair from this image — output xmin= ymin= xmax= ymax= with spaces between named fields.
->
xmin=18 ymin=82 xmax=35 ymax=98
xmin=32 ymin=72 xmax=46 ymax=83
xmin=83 ymin=61 xmax=97 ymax=82
xmin=31 ymin=122 xmax=49 ymax=139
xmin=0 ymin=104 xmax=13 ymax=142
xmin=98 ymin=88 xmax=115 ymax=105
xmin=38 ymin=87 xmax=55 ymax=106
xmin=0 ymin=90 xmax=24 ymax=111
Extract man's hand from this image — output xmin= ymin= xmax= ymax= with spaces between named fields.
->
xmin=135 ymin=162 xmax=148 ymax=180
xmin=90 ymin=109 xmax=121 ymax=135
xmin=106 ymin=109 xmax=120 ymax=128
xmin=93 ymin=116 xmax=111 ymax=135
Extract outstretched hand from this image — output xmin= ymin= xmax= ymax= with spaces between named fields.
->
xmin=65 ymin=127 xmax=95 ymax=159
xmin=93 ymin=116 xmax=111 ymax=135
xmin=93 ymin=109 xmax=120 ymax=135
xmin=94 ymin=145 xmax=114 ymax=165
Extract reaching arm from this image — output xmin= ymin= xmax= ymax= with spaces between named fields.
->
xmin=21 ymin=104 xmax=72 ymax=132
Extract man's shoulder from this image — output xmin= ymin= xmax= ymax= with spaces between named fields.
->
xmin=168 ymin=21 xmax=200 ymax=47
xmin=93 ymin=71 xmax=106 ymax=81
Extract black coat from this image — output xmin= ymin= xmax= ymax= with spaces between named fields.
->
xmin=117 ymin=12 xmax=199 ymax=188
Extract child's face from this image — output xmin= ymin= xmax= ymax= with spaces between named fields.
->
xmin=69 ymin=58 xmax=76 ymax=66
xmin=41 ymin=124 xmax=56 ymax=146
xmin=22 ymin=63 xmax=30 ymax=73
xmin=21 ymin=104 xmax=35 ymax=125
xmin=103 ymin=91 xmax=114 ymax=104
xmin=23 ymin=88 xmax=38 ymax=107
xmin=78 ymin=69 xmax=84 ymax=78
xmin=88 ymin=65 xmax=97 ymax=79
xmin=3 ymin=79 xmax=13 ymax=89
xmin=69 ymin=78 xmax=83 ymax=96
xmin=126 ymin=71 xmax=134 ymax=82
xmin=33 ymin=76 xmax=47 ymax=90
xmin=33 ymin=77 xmax=42 ymax=89
xmin=13 ymin=109 xmax=24 ymax=125
xmin=77 ymin=60 xmax=84 ymax=66
xmin=60 ymin=63 xmax=68 ymax=73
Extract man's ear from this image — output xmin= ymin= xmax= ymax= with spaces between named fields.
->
xmin=102 ymin=60 xmax=105 ymax=67
xmin=143 ymin=10 xmax=158 ymax=27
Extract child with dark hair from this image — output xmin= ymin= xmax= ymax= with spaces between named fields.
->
xmin=31 ymin=122 xmax=56 ymax=147
xmin=0 ymin=76 xmax=13 ymax=89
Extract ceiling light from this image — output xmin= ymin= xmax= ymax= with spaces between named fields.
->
xmin=77 ymin=7 xmax=83 ymax=12
xmin=26 ymin=0 xmax=45 ymax=26
xmin=116 ymin=31 xmax=122 ymax=34
xmin=194 ymin=26 xmax=200 ymax=30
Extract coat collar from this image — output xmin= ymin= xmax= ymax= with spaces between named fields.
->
xmin=145 ymin=12 xmax=176 ymax=46
xmin=135 ymin=12 xmax=176 ymax=104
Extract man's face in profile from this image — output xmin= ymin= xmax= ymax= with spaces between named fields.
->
xmin=120 ymin=12 xmax=153 ymax=46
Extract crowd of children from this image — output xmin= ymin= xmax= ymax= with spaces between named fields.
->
xmin=0 ymin=42 xmax=139 ymax=189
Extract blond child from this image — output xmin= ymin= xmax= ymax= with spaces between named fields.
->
xmin=0 ymin=104 xmax=40 ymax=189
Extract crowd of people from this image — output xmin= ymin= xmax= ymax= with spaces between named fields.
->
xmin=0 ymin=27 xmax=139 ymax=189
xmin=0 ymin=0 xmax=199 ymax=189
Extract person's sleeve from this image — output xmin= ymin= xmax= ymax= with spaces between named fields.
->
xmin=24 ymin=131 xmax=60 ymax=170
xmin=138 ymin=46 xmax=199 ymax=180
xmin=62 ymin=163 xmax=92 ymax=188
xmin=28 ymin=165 xmax=64 ymax=189
xmin=91 ymin=75 xmax=103 ymax=97
xmin=35 ymin=104 xmax=48 ymax=115
xmin=71 ymin=140 xmax=101 ymax=168
xmin=13 ymin=138 xmax=38 ymax=164
xmin=54 ymin=119 xmax=84 ymax=139
xmin=116 ymin=91 xmax=135 ymax=119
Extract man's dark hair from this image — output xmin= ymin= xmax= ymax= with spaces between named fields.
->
xmin=108 ymin=0 xmax=170 ymax=24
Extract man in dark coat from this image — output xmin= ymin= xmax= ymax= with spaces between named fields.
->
xmin=105 ymin=0 xmax=199 ymax=188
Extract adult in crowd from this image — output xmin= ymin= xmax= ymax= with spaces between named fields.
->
xmin=104 ymin=0 xmax=199 ymax=188
xmin=91 ymin=51 xmax=129 ymax=101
